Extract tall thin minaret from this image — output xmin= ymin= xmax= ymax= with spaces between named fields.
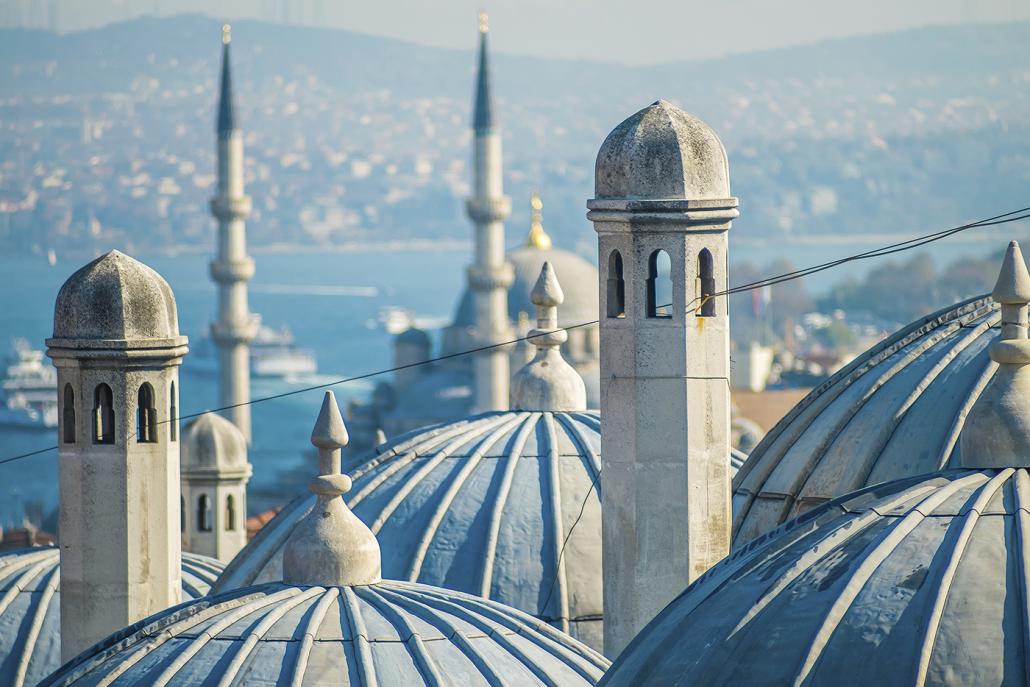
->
xmin=589 ymin=101 xmax=737 ymax=657
xmin=465 ymin=12 xmax=514 ymax=413
xmin=210 ymin=24 xmax=256 ymax=441
xmin=47 ymin=250 xmax=187 ymax=661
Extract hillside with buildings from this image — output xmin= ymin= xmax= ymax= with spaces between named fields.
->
xmin=0 ymin=15 xmax=1028 ymax=259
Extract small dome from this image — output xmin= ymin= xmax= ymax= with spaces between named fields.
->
xmin=733 ymin=295 xmax=997 ymax=546
xmin=181 ymin=413 xmax=249 ymax=472
xmin=46 ymin=580 xmax=607 ymax=685
xmin=52 ymin=250 xmax=179 ymax=341
xmin=0 ymin=547 xmax=222 ymax=686
xmin=594 ymin=100 xmax=730 ymax=200
xmin=602 ymin=468 xmax=1030 ymax=686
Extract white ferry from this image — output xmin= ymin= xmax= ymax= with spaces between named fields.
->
xmin=0 ymin=341 xmax=58 ymax=429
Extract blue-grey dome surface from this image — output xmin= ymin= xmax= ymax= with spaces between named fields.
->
xmin=0 ymin=547 xmax=223 ymax=687
xmin=733 ymin=295 xmax=997 ymax=546
xmin=215 ymin=410 xmax=606 ymax=649
xmin=42 ymin=580 xmax=608 ymax=686
xmin=602 ymin=467 xmax=1030 ymax=687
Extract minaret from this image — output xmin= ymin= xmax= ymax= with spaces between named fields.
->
xmin=588 ymin=101 xmax=737 ymax=657
xmin=180 ymin=412 xmax=252 ymax=563
xmin=47 ymin=250 xmax=187 ymax=660
xmin=465 ymin=11 xmax=514 ymax=413
xmin=210 ymin=24 xmax=256 ymax=441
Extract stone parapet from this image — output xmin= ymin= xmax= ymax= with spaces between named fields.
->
xmin=209 ymin=195 xmax=252 ymax=222
xmin=209 ymin=257 xmax=255 ymax=284
xmin=466 ymin=263 xmax=514 ymax=291
xmin=466 ymin=196 xmax=512 ymax=224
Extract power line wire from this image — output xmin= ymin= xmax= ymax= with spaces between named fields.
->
xmin=1 ymin=206 xmax=1028 ymax=468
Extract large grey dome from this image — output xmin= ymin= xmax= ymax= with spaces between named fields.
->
xmin=594 ymin=99 xmax=730 ymax=200
xmin=43 ymin=580 xmax=608 ymax=686
xmin=602 ymin=467 xmax=1030 ymax=686
xmin=0 ymin=547 xmax=222 ymax=687
xmin=733 ymin=295 xmax=997 ymax=545
xmin=51 ymin=250 xmax=180 ymax=341
xmin=450 ymin=244 xmax=600 ymax=335
xmin=214 ymin=411 xmax=748 ymax=652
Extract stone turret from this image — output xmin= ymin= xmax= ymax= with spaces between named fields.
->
xmin=465 ymin=11 xmax=514 ymax=413
xmin=209 ymin=24 xmax=257 ymax=441
xmin=180 ymin=412 xmax=252 ymax=563
xmin=511 ymin=261 xmax=587 ymax=411
xmin=46 ymin=250 xmax=188 ymax=660
xmin=588 ymin=100 xmax=738 ymax=657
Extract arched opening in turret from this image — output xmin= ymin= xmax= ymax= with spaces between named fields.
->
xmin=198 ymin=494 xmax=213 ymax=532
xmin=169 ymin=382 xmax=178 ymax=442
xmin=698 ymin=248 xmax=716 ymax=317
xmin=137 ymin=383 xmax=157 ymax=443
xmin=647 ymin=249 xmax=673 ymax=318
xmin=62 ymin=384 xmax=75 ymax=444
xmin=225 ymin=495 xmax=237 ymax=531
xmin=93 ymin=383 xmax=115 ymax=444
xmin=607 ymin=250 xmax=626 ymax=318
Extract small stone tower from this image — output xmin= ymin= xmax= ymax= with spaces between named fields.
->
xmin=210 ymin=24 xmax=256 ymax=441
xmin=588 ymin=100 xmax=737 ymax=657
xmin=465 ymin=11 xmax=514 ymax=413
xmin=180 ymin=412 xmax=252 ymax=563
xmin=46 ymin=250 xmax=188 ymax=661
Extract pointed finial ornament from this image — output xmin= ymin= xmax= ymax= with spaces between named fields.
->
xmin=479 ymin=10 xmax=489 ymax=33
xmin=510 ymin=262 xmax=587 ymax=411
xmin=374 ymin=428 xmax=387 ymax=447
xmin=525 ymin=192 xmax=553 ymax=249
xmin=283 ymin=391 xmax=382 ymax=586
xmin=960 ymin=241 xmax=1030 ymax=468
xmin=222 ymin=23 xmax=231 ymax=44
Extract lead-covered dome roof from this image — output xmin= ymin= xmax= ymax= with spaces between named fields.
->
xmin=181 ymin=413 xmax=250 ymax=473
xmin=43 ymin=580 xmax=607 ymax=686
xmin=51 ymin=250 xmax=180 ymax=342
xmin=0 ymin=547 xmax=223 ymax=687
xmin=602 ymin=467 xmax=1030 ymax=687
xmin=215 ymin=409 xmax=606 ymax=649
xmin=733 ymin=295 xmax=997 ymax=545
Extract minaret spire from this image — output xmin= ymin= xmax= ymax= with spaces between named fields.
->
xmin=465 ymin=12 xmax=514 ymax=413
xmin=210 ymin=24 xmax=256 ymax=441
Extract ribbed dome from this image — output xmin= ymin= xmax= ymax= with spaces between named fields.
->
xmin=0 ymin=547 xmax=223 ymax=687
xmin=51 ymin=250 xmax=180 ymax=341
xmin=602 ymin=468 xmax=1030 ymax=687
xmin=451 ymin=245 xmax=600 ymax=333
xmin=43 ymin=580 xmax=608 ymax=686
xmin=594 ymin=99 xmax=730 ymax=200
xmin=733 ymin=295 xmax=998 ymax=546
xmin=181 ymin=413 xmax=250 ymax=472
xmin=215 ymin=411 xmax=748 ymax=652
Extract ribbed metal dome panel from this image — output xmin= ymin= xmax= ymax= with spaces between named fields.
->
xmin=216 ymin=410 xmax=606 ymax=649
xmin=733 ymin=295 xmax=998 ymax=546
xmin=0 ymin=547 xmax=223 ymax=687
xmin=42 ymin=580 xmax=608 ymax=686
xmin=602 ymin=468 xmax=1030 ymax=686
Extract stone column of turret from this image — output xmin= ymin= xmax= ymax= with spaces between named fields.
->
xmin=465 ymin=12 xmax=514 ymax=413
xmin=588 ymin=100 xmax=738 ymax=658
xmin=209 ymin=24 xmax=256 ymax=441
xmin=46 ymin=250 xmax=188 ymax=661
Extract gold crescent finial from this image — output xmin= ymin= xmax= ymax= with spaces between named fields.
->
xmin=526 ymin=192 xmax=552 ymax=250
xmin=478 ymin=11 xmax=489 ymax=33
xmin=222 ymin=23 xmax=231 ymax=44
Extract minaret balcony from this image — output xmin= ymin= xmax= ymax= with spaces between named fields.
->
xmin=467 ymin=263 xmax=514 ymax=291
xmin=210 ymin=317 xmax=259 ymax=346
xmin=210 ymin=195 xmax=253 ymax=221
xmin=209 ymin=257 xmax=255 ymax=284
xmin=466 ymin=196 xmax=511 ymax=224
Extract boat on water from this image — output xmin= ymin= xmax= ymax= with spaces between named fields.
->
xmin=0 ymin=340 xmax=58 ymax=429
xmin=189 ymin=320 xmax=317 ymax=379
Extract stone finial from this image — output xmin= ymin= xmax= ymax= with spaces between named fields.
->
xmin=510 ymin=262 xmax=587 ymax=411
xmin=283 ymin=391 xmax=382 ymax=586
xmin=525 ymin=193 xmax=553 ymax=249
xmin=222 ymin=23 xmax=231 ymax=44
xmin=960 ymin=241 xmax=1030 ymax=468
xmin=374 ymin=428 xmax=387 ymax=447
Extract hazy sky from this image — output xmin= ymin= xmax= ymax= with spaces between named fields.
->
xmin=5 ymin=0 xmax=1030 ymax=64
